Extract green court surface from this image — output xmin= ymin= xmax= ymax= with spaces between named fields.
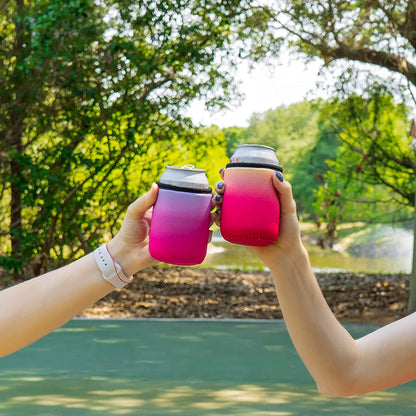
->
xmin=1 ymin=319 xmax=416 ymax=415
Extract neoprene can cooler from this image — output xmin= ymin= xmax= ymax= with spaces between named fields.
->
xmin=220 ymin=144 xmax=283 ymax=246
xmin=149 ymin=165 xmax=212 ymax=265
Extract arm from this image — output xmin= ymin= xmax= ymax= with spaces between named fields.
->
xmin=0 ymin=184 xmax=158 ymax=358
xmin=215 ymin=172 xmax=416 ymax=397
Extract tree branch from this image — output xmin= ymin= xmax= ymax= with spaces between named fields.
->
xmin=325 ymin=45 xmax=416 ymax=87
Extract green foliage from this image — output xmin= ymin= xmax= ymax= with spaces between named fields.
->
xmin=3 ymin=0 xmax=415 ymax=277
xmin=222 ymin=126 xmax=249 ymax=157
xmin=290 ymin=115 xmax=340 ymax=216
xmin=263 ymin=1 xmax=416 ymax=88
xmin=244 ymin=102 xmax=321 ymax=175
xmin=0 ymin=0 xmax=271 ymax=277
xmin=313 ymin=85 xmax=415 ymax=240
xmin=241 ymin=0 xmax=416 ymax=250
xmin=222 ymin=101 xmax=339 ymax=218
xmin=221 ymin=92 xmax=415 ymax=231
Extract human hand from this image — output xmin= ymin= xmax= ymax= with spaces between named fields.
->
xmin=108 ymin=183 xmax=159 ymax=276
xmin=109 ymin=183 xmax=218 ymax=274
xmin=213 ymin=170 xmax=303 ymax=267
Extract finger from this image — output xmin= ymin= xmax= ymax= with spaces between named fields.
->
xmin=208 ymin=230 xmax=213 ymax=243
xmin=211 ymin=193 xmax=218 ymax=210
xmin=272 ymin=172 xmax=297 ymax=214
xmin=214 ymin=208 xmax=221 ymax=226
xmin=214 ymin=181 xmax=225 ymax=194
xmin=219 ymin=168 xmax=225 ymax=179
xmin=127 ymin=183 xmax=159 ymax=218
xmin=212 ymin=193 xmax=222 ymax=210
xmin=210 ymin=212 xmax=216 ymax=227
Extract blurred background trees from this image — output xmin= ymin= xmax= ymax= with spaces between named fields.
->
xmin=1 ymin=0 xmax=416 ymax=278
xmin=224 ymin=0 xmax=416 ymax=247
xmin=0 ymin=0 xmax=269 ymax=275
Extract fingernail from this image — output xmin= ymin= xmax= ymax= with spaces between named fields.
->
xmin=219 ymin=168 xmax=224 ymax=175
xmin=275 ymin=171 xmax=284 ymax=182
xmin=215 ymin=194 xmax=222 ymax=201
xmin=217 ymin=182 xmax=224 ymax=189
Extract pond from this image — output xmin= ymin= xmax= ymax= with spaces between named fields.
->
xmin=200 ymin=230 xmax=413 ymax=274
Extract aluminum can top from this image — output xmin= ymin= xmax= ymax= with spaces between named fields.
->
xmin=228 ymin=144 xmax=280 ymax=170
xmin=158 ymin=165 xmax=211 ymax=192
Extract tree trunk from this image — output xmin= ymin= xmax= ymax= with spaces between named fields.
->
xmin=10 ymin=145 xmax=23 ymax=257
xmin=8 ymin=0 xmax=26 ymax=259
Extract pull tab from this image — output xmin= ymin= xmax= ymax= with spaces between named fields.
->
xmin=180 ymin=164 xmax=195 ymax=169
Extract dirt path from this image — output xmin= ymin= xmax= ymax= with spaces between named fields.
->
xmin=79 ymin=266 xmax=409 ymax=324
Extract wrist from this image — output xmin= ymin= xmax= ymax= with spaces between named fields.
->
xmin=266 ymin=241 xmax=309 ymax=271
xmin=106 ymin=239 xmax=138 ymax=277
xmin=93 ymin=243 xmax=133 ymax=288
xmin=259 ymin=238 xmax=307 ymax=269
xmin=107 ymin=237 xmax=156 ymax=276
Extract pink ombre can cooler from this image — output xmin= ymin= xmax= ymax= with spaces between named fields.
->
xmin=149 ymin=165 xmax=212 ymax=265
xmin=220 ymin=144 xmax=282 ymax=246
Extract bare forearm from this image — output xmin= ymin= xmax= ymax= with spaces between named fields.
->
xmin=0 ymin=184 xmax=158 ymax=358
xmin=267 ymin=245 xmax=359 ymax=396
xmin=0 ymin=253 xmax=112 ymax=357
xmin=245 ymin=177 xmax=416 ymax=396
xmin=269 ymin=247 xmax=416 ymax=395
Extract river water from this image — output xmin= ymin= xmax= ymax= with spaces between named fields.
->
xmin=201 ymin=229 xmax=413 ymax=274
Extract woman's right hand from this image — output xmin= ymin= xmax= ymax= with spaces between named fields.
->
xmin=213 ymin=170 xmax=304 ymax=267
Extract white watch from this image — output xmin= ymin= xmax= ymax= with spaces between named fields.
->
xmin=93 ymin=243 xmax=133 ymax=288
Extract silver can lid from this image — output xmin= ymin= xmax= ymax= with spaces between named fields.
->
xmin=228 ymin=144 xmax=282 ymax=171
xmin=158 ymin=165 xmax=211 ymax=193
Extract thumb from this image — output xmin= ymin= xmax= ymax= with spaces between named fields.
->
xmin=127 ymin=183 xmax=159 ymax=218
xmin=272 ymin=172 xmax=297 ymax=215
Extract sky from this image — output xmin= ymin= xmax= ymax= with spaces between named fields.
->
xmin=186 ymin=56 xmax=326 ymax=128
xmin=186 ymin=55 xmax=416 ymax=129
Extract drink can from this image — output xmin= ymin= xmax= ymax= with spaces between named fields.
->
xmin=220 ymin=144 xmax=282 ymax=246
xmin=149 ymin=165 xmax=212 ymax=265
xmin=228 ymin=144 xmax=282 ymax=171
xmin=158 ymin=165 xmax=211 ymax=192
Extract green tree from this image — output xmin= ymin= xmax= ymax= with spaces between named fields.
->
xmin=1 ymin=0 xmax=106 ymax=272
xmin=259 ymin=0 xmax=416 ymax=246
xmin=222 ymin=126 xmax=249 ymax=157
xmin=313 ymin=85 xmax=415 ymax=246
xmin=223 ymin=101 xmax=338 ymax=217
xmin=290 ymin=114 xmax=340 ymax=217
xmin=237 ymin=102 xmax=320 ymax=174
xmin=265 ymin=0 xmax=416 ymax=88
xmin=0 ymin=0 xmax=271 ymax=276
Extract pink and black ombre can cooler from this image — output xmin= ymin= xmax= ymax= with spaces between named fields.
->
xmin=149 ymin=165 xmax=212 ymax=265
xmin=220 ymin=144 xmax=282 ymax=246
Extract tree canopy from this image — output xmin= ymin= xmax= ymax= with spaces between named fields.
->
xmin=2 ymin=0 xmax=416 ymax=276
xmin=252 ymin=0 xmax=416 ymax=242
xmin=312 ymin=85 xmax=414 ymax=245
xmin=0 ymin=0 xmax=270 ymax=275
xmin=223 ymin=101 xmax=340 ymax=217
xmin=265 ymin=0 xmax=416 ymax=88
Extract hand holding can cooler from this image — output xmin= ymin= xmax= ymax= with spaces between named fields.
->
xmin=149 ymin=165 xmax=212 ymax=265
xmin=220 ymin=144 xmax=283 ymax=246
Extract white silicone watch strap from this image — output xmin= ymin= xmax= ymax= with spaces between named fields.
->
xmin=93 ymin=243 xmax=133 ymax=288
